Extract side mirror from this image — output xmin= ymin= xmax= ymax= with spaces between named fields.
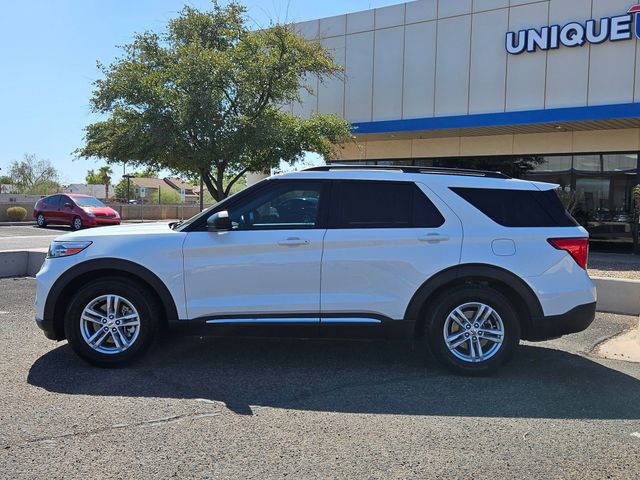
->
xmin=64 ymin=203 xmax=73 ymax=209
xmin=207 ymin=210 xmax=232 ymax=231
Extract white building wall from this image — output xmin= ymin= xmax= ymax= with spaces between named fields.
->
xmin=293 ymin=0 xmax=640 ymax=122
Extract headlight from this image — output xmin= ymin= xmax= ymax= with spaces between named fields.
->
xmin=47 ymin=241 xmax=92 ymax=258
xmin=84 ymin=209 xmax=96 ymax=218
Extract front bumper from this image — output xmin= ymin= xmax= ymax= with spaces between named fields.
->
xmin=85 ymin=217 xmax=121 ymax=227
xmin=525 ymin=302 xmax=597 ymax=341
xmin=35 ymin=317 xmax=59 ymax=340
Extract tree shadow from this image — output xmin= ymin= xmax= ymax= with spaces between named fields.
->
xmin=28 ymin=336 xmax=640 ymax=419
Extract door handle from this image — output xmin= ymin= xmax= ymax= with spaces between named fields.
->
xmin=418 ymin=233 xmax=450 ymax=244
xmin=278 ymin=237 xmax=310 ymax=246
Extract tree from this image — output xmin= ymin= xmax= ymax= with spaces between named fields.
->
xmin=8 ymin=153 xmax=59 ymax=195
xmin=78 ymin=1 xmax=352 ymax=201
xmin=98 ymin=166 xmax=113 ymax=198
xmin=85 ymin=169 xmax=102 ymax=184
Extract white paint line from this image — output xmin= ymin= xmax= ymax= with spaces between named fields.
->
xmin=631 ymin=432 xmax=640 ymax=439
xmin=0 ymin=235 xmax=59 ymax=240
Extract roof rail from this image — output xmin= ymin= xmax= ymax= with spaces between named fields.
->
xmin=304 ymin=165 xmax=511 ymax=179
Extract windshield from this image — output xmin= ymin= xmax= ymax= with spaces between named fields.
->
xmin=73 ymin=197 xmax=106 ymax=208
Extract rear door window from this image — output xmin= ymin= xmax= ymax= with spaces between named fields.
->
xmin=450 ymin=187 xmax=578 ymax=227
xmin=332 ymin=181 xmax=444 ymax=228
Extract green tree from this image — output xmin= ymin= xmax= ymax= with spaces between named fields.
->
xmin=85 ymin=169 xmax=102 ymax=184
xmin=77 ymin=1 xmax=352 ymax=201
xmin=8 ymin=153 xmax=59 ymax=195
xmin=98 ymin=166 xmax=113 ymax=198
xmin=114 ymin=178 xmax=136 ymax=202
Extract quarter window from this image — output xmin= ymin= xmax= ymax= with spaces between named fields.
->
xmin=450 ymin=187 xmax=579 ymax=227
xmin=334 ymin=181 xmax=444 ymax=228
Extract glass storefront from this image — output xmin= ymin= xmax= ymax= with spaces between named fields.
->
xmin=336 ymin=153 xmax=640 ymax=244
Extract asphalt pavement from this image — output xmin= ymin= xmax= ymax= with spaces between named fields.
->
xmin=0 ymin=225 xmax=67 ymax=251
xmin=0 ymin=277 xmax=639 ymax=479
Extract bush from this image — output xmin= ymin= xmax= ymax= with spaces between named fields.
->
xmin=6 ymin=206 xmax=28 ymax=221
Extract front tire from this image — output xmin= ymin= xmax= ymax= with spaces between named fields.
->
xmin=72 ymin=216 xmax=83 ymax=231
xmin=36 ymin=213 xmax=47 ymax=228
xmin=425 ymin=285 xmax=520 ymax=376
xmin=64 ymin=277 xmax=161 ymax=367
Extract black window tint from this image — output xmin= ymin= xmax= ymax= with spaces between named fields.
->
xmin=337 ymin=181 xmax=444 ymax=228
xmin=413 ymin=188 xmax=446 ymax=228
xmin=450 ymin=187 xmax=579 ymax=227
xmin=48 ymin=195 xmax=60 ymax=208
xmin=228 ymin=181 xmax=324 ymax=230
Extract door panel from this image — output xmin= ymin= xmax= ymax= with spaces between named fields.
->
xmin=182 ymin=180 xmax=329 ymax=321
xmin=321 ymin=181 xmax=463 ymax=321
xmin=46 ymin=195 xmax=61 ymax=223
xmin=59 ymin=195 xmax=73 ymax=224
xmin=183 ymin=229 xmax=325 ymax=319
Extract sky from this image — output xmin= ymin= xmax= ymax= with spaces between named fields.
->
xmin=0 ymin=0 xmax=403 ymax=185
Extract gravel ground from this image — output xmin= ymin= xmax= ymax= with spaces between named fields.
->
xmin=1 ymin=277 xmax=639 ymax=479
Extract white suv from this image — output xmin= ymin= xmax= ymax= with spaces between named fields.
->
xmin=35 ymin=166 xmax=596 ymax=374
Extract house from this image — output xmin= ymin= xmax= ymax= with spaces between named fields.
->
xmin=129 ymin=177 xmax=198 ymax=204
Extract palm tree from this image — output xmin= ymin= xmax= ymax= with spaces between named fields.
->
xmin=98 ymin=166 xmax=113 ymax=199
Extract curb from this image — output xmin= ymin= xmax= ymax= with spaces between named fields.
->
xmin=591 ymin=277 xmax=640 ymax=316
xmin=1 ymin=252 xmax=639 ymax=317
xmin=0 ymin=221 xmax=37 ymax=226
xmin=0 ymin=250 xmax=47 ymax=278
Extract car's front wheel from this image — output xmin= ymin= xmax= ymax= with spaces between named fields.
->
xmin=64 ymin=277 xmax=160 ymax=367
xmin=72 ymin=216 xmax=83 ymax=231
xmin=425 ymin=285 xmax=520 ymax=375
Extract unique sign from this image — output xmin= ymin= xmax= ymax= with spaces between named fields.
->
xmin=139 ymin=186 xmax=146 ymax=198
xmin=506 ymin=5 xmax=640 ymax=54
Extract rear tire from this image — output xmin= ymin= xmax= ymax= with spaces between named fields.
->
xmin=36 ymin=213 xmax=47 ymax=228
xmin=64 ymin=277 xmax=161 ymax=367
xmin=424 ymin=285 xmax=520 ymax=376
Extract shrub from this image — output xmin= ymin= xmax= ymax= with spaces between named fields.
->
xmin=6 ymin=206 xmax=28 ymax=221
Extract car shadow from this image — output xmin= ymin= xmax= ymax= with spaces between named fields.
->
xmin=28 ymin=336 xmax=640 ymax=419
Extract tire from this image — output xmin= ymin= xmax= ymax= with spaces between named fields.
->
xmin=72 ymin=216 xmax=83 ymax=231
xmin=64 ymin=277 xmax=161 ymax=367
xmin=424 ymin=285 xmax=521 ymax=376
xmin=36 ymin=213 xmax=47 ymax=228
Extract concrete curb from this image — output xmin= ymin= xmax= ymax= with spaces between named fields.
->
xmin=591 ymin=277 xmax=640 ymax=316
xmin=1 ymin=252 xmax=639 ymax=316
xmin=0 ymin=221 xmax=37 ymax=226
xmin=0 ymin=250 xmax=47 ymax=277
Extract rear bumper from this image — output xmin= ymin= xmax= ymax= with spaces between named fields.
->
xmin=524 ymin=302 xmax=596 ymax=341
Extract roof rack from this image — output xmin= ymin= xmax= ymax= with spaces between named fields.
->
xmin=304 ymin=165 xmax=511 ymax=179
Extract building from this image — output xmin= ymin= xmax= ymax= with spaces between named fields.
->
xmin=64 ymin=184 xmax=113 ymax=199
xmin=291 ymin=0 xmax=640 ymax=244
xmin=129 ymin=177 xmax=198 ymax=204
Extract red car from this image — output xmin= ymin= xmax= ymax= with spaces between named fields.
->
xmin=34 ymin=194 xmax=121 ymax=230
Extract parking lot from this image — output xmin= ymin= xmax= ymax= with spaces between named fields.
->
xmin=0 ymin=277 xmax=638 ymax=479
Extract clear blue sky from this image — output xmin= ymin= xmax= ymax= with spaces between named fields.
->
xmin=0 ymin=0 xmax=401 ymax=184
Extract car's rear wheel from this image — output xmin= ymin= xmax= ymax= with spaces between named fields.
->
xmin=72 ymin=216 xmax=83 ymax=231
xmin=36 ymin=213 xmax=47 ymax=228
xmin=425 ymin=285 xmax=520 ymax=375
xmin=64 ymin=277 xmax=160 ymax=367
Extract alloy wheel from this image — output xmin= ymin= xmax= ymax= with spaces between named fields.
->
xmin=443 ymin=302 xmax=505 ymax=363
xmin=80 ymin=294 xmax=141 ymax=355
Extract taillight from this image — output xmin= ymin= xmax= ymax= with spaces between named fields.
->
xmin=547 ymin=238 xmax=589 ymax=269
